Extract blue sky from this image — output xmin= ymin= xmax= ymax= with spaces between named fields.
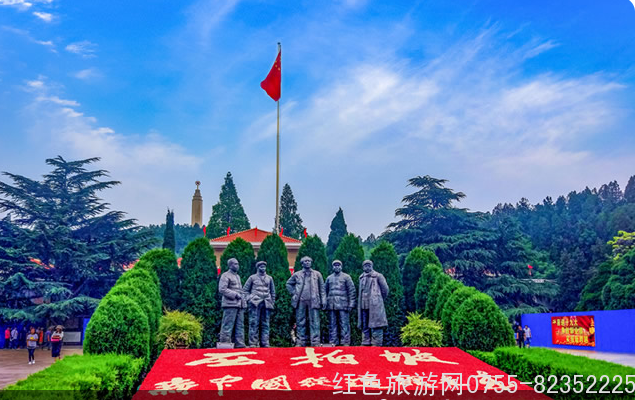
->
xmin=1 ymin=0 xmax=634 ymax=240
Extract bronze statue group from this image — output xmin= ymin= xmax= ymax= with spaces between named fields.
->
xmin=218 ymin=256 xmax=389 ymax=348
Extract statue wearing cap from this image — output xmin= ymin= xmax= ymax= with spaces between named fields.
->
xmin=286 ymin=256 xmax=326 ymax=346
xmin=218 ymin=258 xmax=247 ymax=348
xmin=358 ymin=260 xmax=389 ymax=346
xmin=243 ymin=261 xmax=276 ymax=347
xmin=325 ymin=259 xmax=356 ymax=346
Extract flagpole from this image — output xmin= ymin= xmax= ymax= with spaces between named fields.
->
xmin=275 ymin=42 xmax=281 ymax=234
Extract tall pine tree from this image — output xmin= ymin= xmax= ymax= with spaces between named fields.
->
xmin=326 ymin=208 xmax=347 ymax=258
xmin=162 ymin=209 xmax=176 ymax=252
xmin=278 ymin=183 xmax=304 ymax=239
xmin=0 ymin=156 xmax=155 ymax=323
xmin=206 ymin=172 xmax=250 ymax=238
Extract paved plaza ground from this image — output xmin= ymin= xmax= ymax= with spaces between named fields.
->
xmin=0 ymin=346 xmax=83 ymax=389
xmin=551 ymin=348 xmax=635 ymax=368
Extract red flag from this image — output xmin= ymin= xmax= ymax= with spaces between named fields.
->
xmin=303 ymin=228 xmax=307 ymax=238
xmin=260 ymin=49 xmax=281 ymax=101
xmin=227 ymin=227 xmax=230 ymax=236
xmin=280 ymin=227 xmax=284 ymax=236
xmin=203 ymin=225 xmax=206 ymax=237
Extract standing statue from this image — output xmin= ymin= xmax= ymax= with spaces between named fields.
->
xmin=243 ymin=261 xmax=276 ymax=347
xmin=286 ymin=256 xmax=326 ymax=347
xmin=358 ymin=259 xmax=389 ymax=346
xmin=218 ymin=258 xmax=246 ymax=348
xmin=325 ymin=260 xmax=356 ymax=346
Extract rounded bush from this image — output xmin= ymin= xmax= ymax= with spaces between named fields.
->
xmin=84 ymin=294 xmax=150 ymax=367
xmin=441 ymin=286 xmax=479 ymax=345
xmin=107 ymin=283 xmax=159 ymax=334
xmin=118 ymin=261 xmax=160 ymax=287
xmin=116 ymin=266 xmax=162 ymax=319
xmin=156 ymin=310 xmax=203 ymax=353
xmin=414 ymin=264 xmax=444 ymax=312
xmin=433 ymin=279 xmax=463 ymax=320
xmin=402 ymin=248 xmax=442 ymax=312
xmin=451 ymin=293 xmax=515 ymax=351
xmin=400 ymin=313 xmax=443 ymax=347
xmin=424 ymin=273 xmax=451 ymax=318
xmin=139 ymin=249 xmax=181 ymax=310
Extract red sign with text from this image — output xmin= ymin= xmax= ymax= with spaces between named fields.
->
xmin=551 ymin=315 xmax=595 ymax=347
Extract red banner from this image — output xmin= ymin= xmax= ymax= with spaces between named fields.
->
xmin=551 ymin=315 xmax=595 ymax=347
xmin=134 ymin=347 xmax=549 ymax=399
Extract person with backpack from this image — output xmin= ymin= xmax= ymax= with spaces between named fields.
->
xmin=26 ymin=327 xmax=38 ymax=364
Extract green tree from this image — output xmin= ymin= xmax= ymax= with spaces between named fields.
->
xmin=576 ymin=260 xmax=613 ymax=311
xmin=206 ymin=172 xmax=250 ymax=238
xmin=143 ymin=223 xmax=203 ymax=255
xmin=433 ymin=279 xmax=463 ymax=320
xmin=414 ymin=264 xmax=444 ymax=311
xmin=441 ymin=286 xmax=479 ymax=345
xmin=333 ymin=234 xmax=364 ymax=284
xmin=425 ymin=273 xmax=451 ymax=318
xmin=179 ymin=238 xmax=219 ymax=347
xmin=162 ymin=209 xmax=176 ymax=252
xmin=370 ymin=241 xmax=405 ymax=346
xmin=402 ymin=247 xmax=441 ymax=312
xmin=220 ymin=237 xmax=255 ymax=283
xmin=326 ymin=208 xmax=348 ymax=258
xmin=0 ymin=156 xmax=155 ymax=323
xmin=601 ymin=249 xmax=635 ymax=310
xmin=139 ymin=249 xmax=181 ymax=311
xmin=607 ymin=231 xmax=635 ymax=260
xmin=257 ymin=234 xmax=293 ymax=346
xmin=278 ymin=183 xmax=304 ymax=239
xmin=294 ymin=235 xmax=328 ymax=277
xmin=625 ymin=175 xmax=635 ymax=204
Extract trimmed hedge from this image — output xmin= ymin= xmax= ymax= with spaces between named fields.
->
xmin=470 ymin=347 xmax=635 ymax=400
xmin=116 ymin=265 xmax=162 ymax=321
xmin=107 ymin=283 xmax=159 ymax=334
xmin=402 ymin=247 xmax=441 ymax=312
xmin=414 ymin=264 xmax=444 ymax=311
xmin=84 ymin=294 xmax=151 ymax=367
xmin=4 ymin=354 xmax=144 ymax=399
xmin=156 ymin=310 xmax=203 ymax=353
xmin=117 ymin=261 xmax=161 ymax=288
xmin=400 ymin=313 xmax=443 ymax=347
xmin=433 ymin=279 xmax=463 ymax=320
xmin=139 ymin=248 xmax=181 ymax=310
xmin=424 ymin=273 xmax=451 ymax=318
xmin=441 ymin=286 xmax=479 ymax=345
xmin=451 ymin=293 xmax=515 ymax=351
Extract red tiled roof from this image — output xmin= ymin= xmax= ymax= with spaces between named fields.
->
xmin=209 ymin=227 xmax=302 ymax=244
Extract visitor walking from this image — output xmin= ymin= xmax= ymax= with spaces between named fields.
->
xmin=19 ymin=326 xmax=27 ymax=349
xmin=3 ymin=327 xmax=9 ymax=349
xmin=50 ymin=325 xmax=64 ymax=361
xmin=37 ymin=327 xmax=43 ymax=349
xmin=10 ymin=326 xmax=18 ymax=349
xmin=524 ymin=325 xmax=532 ymax=348
xmin=26 ymin=327 xmax=38 ymax=364
xmin=515 ymin=325 xmax=525 ymax=348
xmin=44 ymin=326 xmax=52 ymax=350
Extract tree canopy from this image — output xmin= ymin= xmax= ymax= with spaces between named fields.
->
xmin=206 ymin=172 xmax=250 ymax=238
xmin=326 ymin=208 xmax=347 ymax=258
xmin=278 ymin=183 xmax=305 ymax=239
xmin=0 ymin=156 xmax=155 ymax=323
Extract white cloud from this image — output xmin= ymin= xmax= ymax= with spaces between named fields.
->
xmin=65 ymin=40 xmax=97 ymax=58
xmin=73 ymin=68 xmax=101 ymax=80
xmin=21 ymin=77 xmax=206 ymax=226
xmin=33 ymin=11 xmax=52 ymax=22
xmin=2 ymin=25 xmax=55 ymax=51
xmin=184 ymin=0 xmax=241 ymax=46
xmin=0 ymin=0 xmax=32 ymax=9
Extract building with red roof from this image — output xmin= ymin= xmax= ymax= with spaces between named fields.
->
xmin=209 ymin=227 xmax=302 ymax=271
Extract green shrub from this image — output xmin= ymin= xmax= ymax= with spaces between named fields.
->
xmin=451 ymin=293 xmax=515 ymax=351
xmin=257 ymin=234 xmax=293 ymax=347
xmin=139 ymin=248 xmax=181 ymax=310
xmin=371 ymin=241 xmax=406 ymax=346
xmin=400 ymin=313 xmax=443 ymax=347
xmin=471 ymin=347 xmax=635 ymax=400
xmin=84 ymin=294 xmax=150 ymax=367
xmin=115 ymin=265 xmax=162 ymax=329
xmin=414 ymin=264 xmax=444 ymax=312
xmin=433 ymin=279 xmax=463 ymax=320
xmin=180 ymin=237 xmax=220 ymax=347
xmin=402 ymin=247 xmax=441 ymax=312
xmin=107 ymin=283 xmax=159 ymax=334
xmin=117 ymin=260 xmax=160 ymax=288
xmin=156 ymin=310 xmax=203 ymax=353
xmin=441 ymin=286 xmax=479 ymax=345
xmin=4 ymin=354 xmax=144 ymax=399
xmin=220 ymin=237 xmax=256 ymax=282
xmin=424 ymin=272 xmax=451 ymax=318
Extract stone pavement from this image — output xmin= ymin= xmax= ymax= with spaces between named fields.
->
xmin=550 ymin=348 xmax=635 ymax=368
xmin=0 ymin=345 xmax=83 ymax=389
